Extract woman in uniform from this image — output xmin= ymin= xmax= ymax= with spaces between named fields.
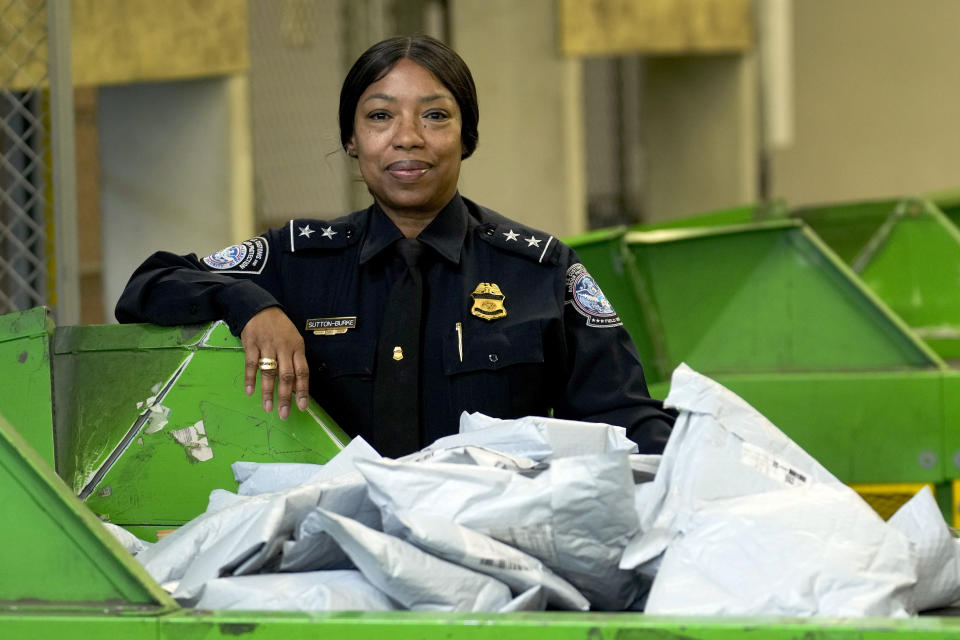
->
xmin=116 ymin=35 xmax=673 ymax=457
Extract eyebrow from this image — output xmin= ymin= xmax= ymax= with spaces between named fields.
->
xmin=362 ymin=92 xmax=454 ymax=104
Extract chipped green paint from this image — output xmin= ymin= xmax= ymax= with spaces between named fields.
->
xmin=0 ymin=311 xmax=348 ymax=534
xmin=57 ymin=321 xmax=348 ymax=529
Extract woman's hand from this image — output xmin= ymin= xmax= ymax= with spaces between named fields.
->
xmin=240 ymin=306 xmax=309 ymax=419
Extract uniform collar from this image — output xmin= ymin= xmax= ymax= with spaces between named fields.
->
xmin=359 ymin=193 xmax=467 ymax=265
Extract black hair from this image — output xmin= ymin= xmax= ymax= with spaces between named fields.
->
xmin=339 ymin=35 xmax=479 ymax=159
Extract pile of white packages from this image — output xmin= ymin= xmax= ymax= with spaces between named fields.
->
xmin=109 ymin=364 xmax=960 ymax=615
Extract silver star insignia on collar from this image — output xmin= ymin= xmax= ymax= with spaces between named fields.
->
xmin=503 ymin=229 xmax=519 ymax=241
xmin=525 ymin=235 xmax=542 ymax=248
xmin=321 ymin=226 xmax=338 ymax=239
xmin=298 ymin=225 xmax=315 ymax=238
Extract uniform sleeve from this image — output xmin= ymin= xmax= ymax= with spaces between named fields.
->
xmin=115 ymin=231 xmax=285 ymax=336
xmin=551 ymin=246 xmax=675 ymax=453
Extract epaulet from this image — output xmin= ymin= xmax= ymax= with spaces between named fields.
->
xmin=283 ymin=218 xmax=360 ymax=252
xmin=476 ymin=219 xmax=561 ymax=265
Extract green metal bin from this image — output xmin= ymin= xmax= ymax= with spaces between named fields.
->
xmin=568 ymin=218 xmax=960 ymax=522
xmin=0 ymin=307 xmax=349 ymax=540
xmin=5 ymin=376 xmax=960 ymax=637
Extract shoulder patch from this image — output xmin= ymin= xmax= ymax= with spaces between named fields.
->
xmin=477 ymin=222 xmax=559 ymax=264
xmin=565 ymin=263 xmax=622 ymax=328
xmin=285 ymin=219 xmax=359 ymax=252
xmin=202 ymin=237 xmax=269 ymax=274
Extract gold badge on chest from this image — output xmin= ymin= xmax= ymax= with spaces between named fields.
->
xmin=470 ymin=282 xmax=507 ymax=321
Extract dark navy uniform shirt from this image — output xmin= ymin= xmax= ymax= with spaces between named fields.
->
xmin=116 ymin=194 xmax=673 ymax=453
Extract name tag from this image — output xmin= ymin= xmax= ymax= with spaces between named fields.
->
xmin=306 ymin=316 xmax=357 ymax=335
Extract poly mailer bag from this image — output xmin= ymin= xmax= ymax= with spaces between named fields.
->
xmin=386 ymin=509 xmax=589 ymax=610
xmin=279 ymin=470 xmax=381 ymax=571
xmin=232 ymin=461 xmax=324 ymax=495
xmin=233 ymin=436 xmax=380 ymax=495
xmin=888 ymin=486 xmax=960 ymax=611
xmin=629 ymin=454 xmax=661 ymax=484
xmin=193 ymin=570 xmax=398 ymax=611
xmin=622 ymin=363 xmax=842 ymax=570
xmin=138 ymin=485 xmax=315 ymax=594
xmin=356 ymin=451 xmax=641 ymax=610
xmin=308 ymin=508 xmax=513 ymax=611
xmin=499 ymin=585 xmax=548 ymax=612
xmin=102 ymin=522 xmax=151 ymax=556
xmin=142 ymin=440 xmax=382 ymax=602
xmin=165 ymin=483 xmax=324 ymax=603
xmin=401 ymin=444 xmax=544 ymax=473
xmin=644 ymin=482 xmax=917 ymax=617
xmin=423 ymin=412 xmax=637 ymax=461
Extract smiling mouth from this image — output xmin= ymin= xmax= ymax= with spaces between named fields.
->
xmin=387 ymin=161 xmax=431 ymax=181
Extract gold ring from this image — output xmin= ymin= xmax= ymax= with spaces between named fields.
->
xmin=258 ymin=357 xmax=278 ymax=371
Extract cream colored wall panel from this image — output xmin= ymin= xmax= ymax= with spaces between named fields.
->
xmin=559 ymin=0 xmax=753 ymax=56
xmin=248 ymin=0 xmax=349 ymax=227
xmin=643 ymin=54 xmax=758 ymax=221
xmin=770 ymin=0 xmax=960 ymax=205
xmin=452 ymin=0 xmax=586 ymax=237
xmin=98 ymin=78 xmax=239 ymax=319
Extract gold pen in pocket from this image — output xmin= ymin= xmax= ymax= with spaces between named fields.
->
xmin=455 ymin=322 xmax=463 ymax=362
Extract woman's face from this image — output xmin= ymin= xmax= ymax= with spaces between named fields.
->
xmin=347 ymin=58 xmax=463 ymax=218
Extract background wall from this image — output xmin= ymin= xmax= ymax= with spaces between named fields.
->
xmin=452 ymin=0 xmax=586 ymax=237
xmin=247 ymin=0 xmax=349 ymax=226
xmin=642 ymin=54 xmax=757 ymax=221
xmin=98 ymin=77 xmax=249 ymax=314
xmin=82 ymin=0 xmax=960 ymax=321
xmin=770 ymin=0 xmax=960 ymax=205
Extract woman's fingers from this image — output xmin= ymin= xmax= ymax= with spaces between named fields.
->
xmin=294 ymin=348 xmax=310 ymax=411
xmin=255 ymin=353 xmax=276 ymax=413
xmin=275 ymin=354 xmax=295 ymax=419
xmin=241 ymin=307 xmax=309 ymax=418
xmin=244 ymin=349 xmax=261 ymax=397
xmin=274 ymin=346 xmax=310 ymax=418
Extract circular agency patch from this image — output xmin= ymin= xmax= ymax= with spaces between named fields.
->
xmin=201 ymin=237 xmax=269 ymax=273
xmin=203 ymin=243 xmax=248 ymax=270
xmin=566 ymin=263 xmax=622 ymax=328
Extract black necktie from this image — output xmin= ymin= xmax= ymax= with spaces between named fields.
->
xmin=373 ymin=238 xmax=424 ymax=457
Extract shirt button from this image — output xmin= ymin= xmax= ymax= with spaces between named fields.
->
xmin=488 ymin=353 xmax=499 ymax=363
xmin=485 ymin=227 xmax=495 ymax=236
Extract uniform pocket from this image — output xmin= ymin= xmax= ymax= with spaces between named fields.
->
xmin=303 ymin=332 xmax=376 ymax=438
xmin=442 ymin=320 xmax=544 ymax=375
xmin=442 ymin=320 xmax=548 ymax=418
xmin=307 ymin=332 xmax=376 ymax=379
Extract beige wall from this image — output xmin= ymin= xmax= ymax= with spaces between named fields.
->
xmin=451 ymin=0 xmax=587 ymax=237
xmin=247 ymin=0 xmax=349 ymax=227
xmin=99 ymin=77 xmax=249 ymax=319
xmin=643 ymin=54 xmax=758 ymax=221
xmin=771 ymin=0 xmax=960 ymax=205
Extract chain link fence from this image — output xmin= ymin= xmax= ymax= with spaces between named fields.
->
xmin=0 ymin=0 xmax=76 ymax=321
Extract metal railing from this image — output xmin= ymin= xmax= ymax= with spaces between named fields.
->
xmin=0 ymin=0 xmax=77 ymax=322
